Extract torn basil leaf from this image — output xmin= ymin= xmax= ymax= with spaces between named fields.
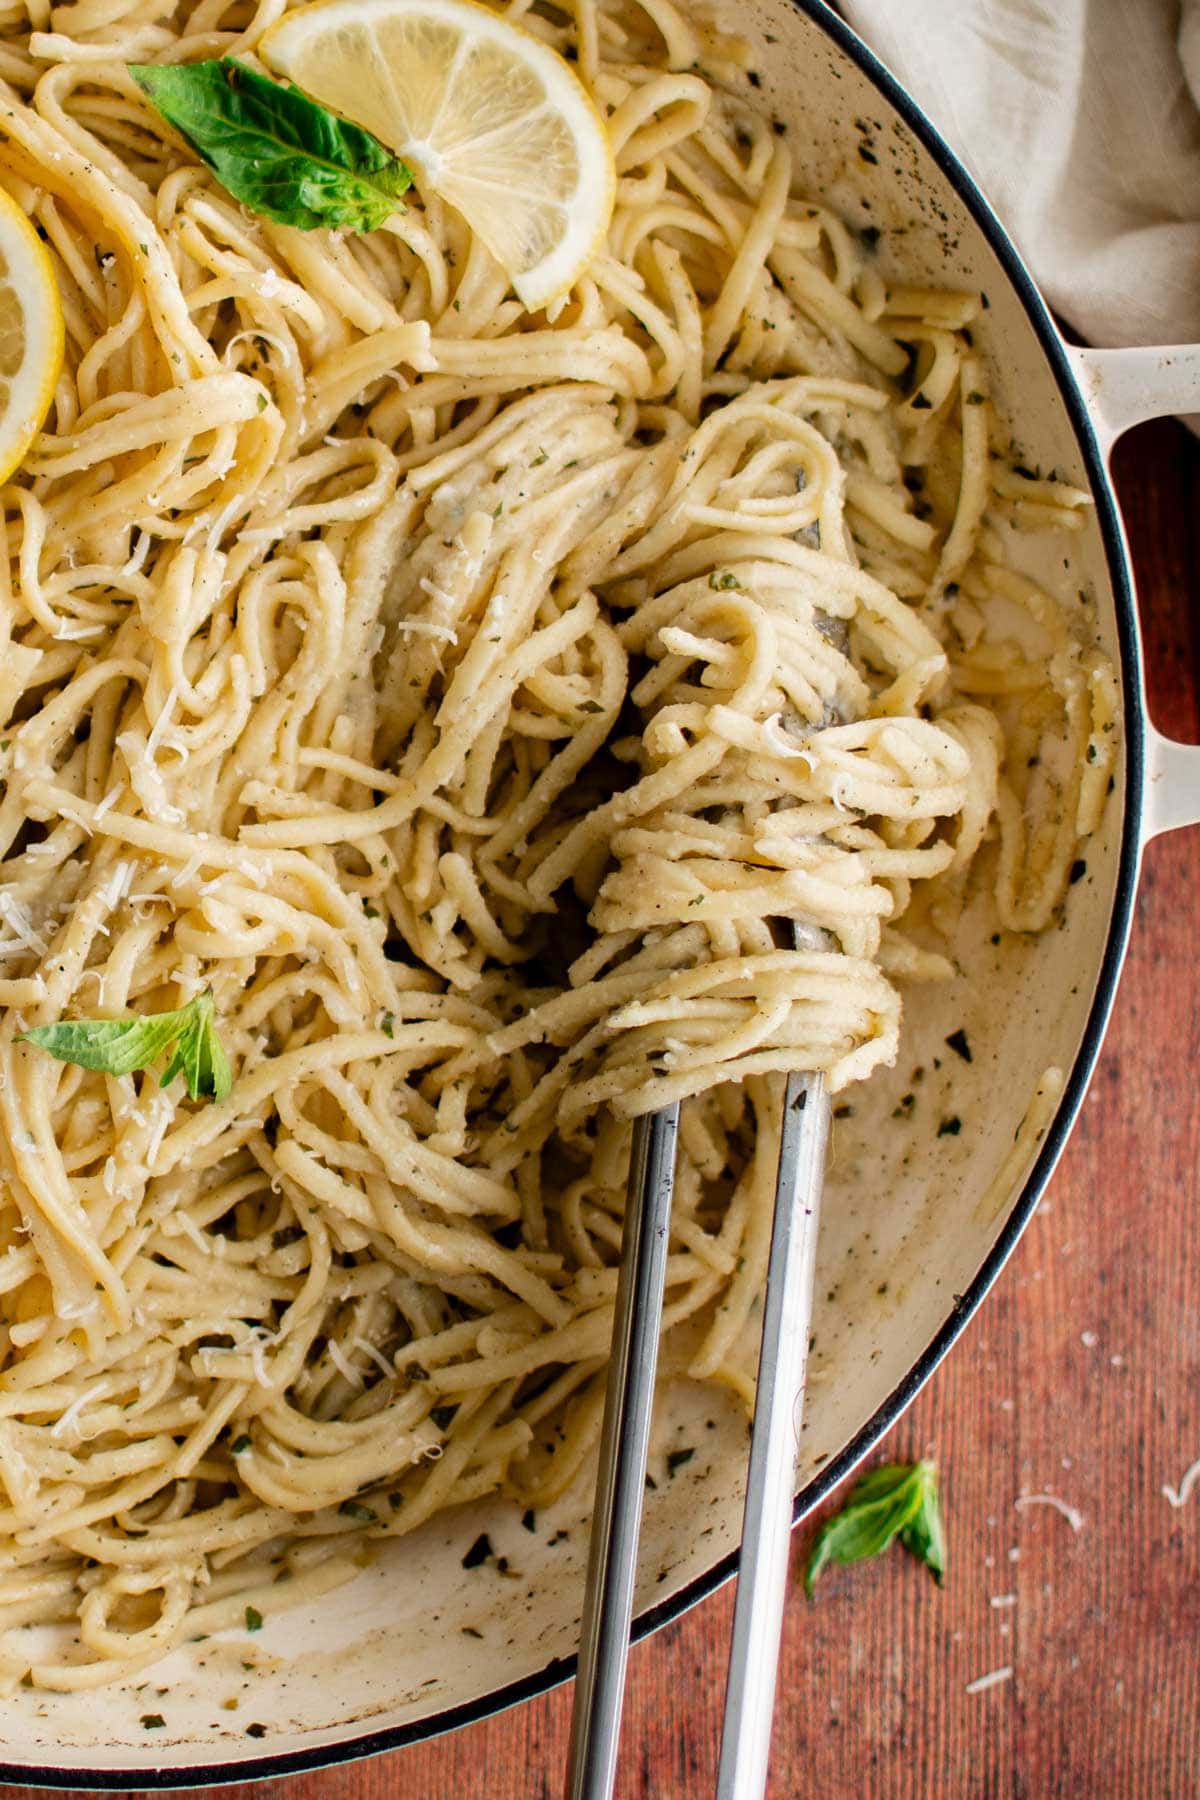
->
xmin=804 ymin=1459 xmax=944 ymax=1595
xmin=20 ymin=990 xmax=233 ymax=1103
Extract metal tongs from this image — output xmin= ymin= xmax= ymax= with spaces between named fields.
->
xmin=565 ymin=925 xmax=832 ymax=1800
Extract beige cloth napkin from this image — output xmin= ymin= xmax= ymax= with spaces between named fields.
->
xmin=840 ymin=0 xmax=1200 ymax=351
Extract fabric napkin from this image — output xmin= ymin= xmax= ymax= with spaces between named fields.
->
xmin=840 ymin=0 xmax=1200 ymax=353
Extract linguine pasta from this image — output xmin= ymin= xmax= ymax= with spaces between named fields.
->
xmin=0 ymin=0 xmax=1116 ymax=1688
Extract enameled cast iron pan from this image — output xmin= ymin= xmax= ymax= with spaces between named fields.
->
xmin=3 ymin=0 xmax=1198 ymax=1785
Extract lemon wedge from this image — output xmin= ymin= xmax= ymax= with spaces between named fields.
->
xmin=0 ymin=186 xmax=63 ymax=488
xmin=260 ymin=0 xmax=615 ymax=311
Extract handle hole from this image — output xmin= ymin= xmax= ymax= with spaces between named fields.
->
xmin=1113 ymin=419 xmax=1200 ymax=747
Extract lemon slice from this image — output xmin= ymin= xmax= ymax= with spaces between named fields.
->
xmin=0 ymin=186 xmax=63 ymax=488
xmin=260 ymin=0 xmax=615 ymax=310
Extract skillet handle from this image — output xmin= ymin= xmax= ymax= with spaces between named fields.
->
xmin=1066 ymin=343 xmax=1200 ymax=456
xmin=1065 ymin=343 xmax=1200 ymax=840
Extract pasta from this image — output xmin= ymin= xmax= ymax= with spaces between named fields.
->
xmin=0 ymin=0 xmax=1117 ymax=1690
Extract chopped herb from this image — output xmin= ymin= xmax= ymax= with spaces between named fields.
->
xmin=363 ymin=901 xmax=380 ymax=919
xmin=666 ymin=1447 xmax=695 ymax=1477
xmin=937 ymin=1116 xmax=962 ymax=1138
xmin=338 ymin=1499 xmax=378 ymax=1524
xmin=709 ymin=570 xmax=739 ymax=590
xmin=858 ymin=145 xmax=878 ymax=164
xmin=255 ymin=392 xmax=267 ymax=412
xmin=944 ymin=1029 xmax=972 ymax=1063
xmin=462 ymin=1626 xmax=483 ymax=1639
xmin=230 ymin=1434 xmax=252 ymax=1455
xmin=1069 ymin=859 xmax=1087 ymax=884
xmin=462 ymin=1533 xmax=492 ymax=1569
xmin=521 ymin=1508 xmax=536 ymax=1533
xmin=245 ymin=1722 xmax=267 ymax=1738
xmin=833 ymin=1104 xmax=856 ymax=1120
xmin=140 ymin=1714 xmax=166 ymax=1730
xmin=805 ymin=1459 xmax=944 ymax=1594
xmin=379 ymin=1011 xmax=395 ymax=1037
xmin=966 ymin=391 xmax=986 ymax=406
xmin=244 ymin=1605 xmax=263 ymax=1632
xmin=530 ymin=448 xmax=549 ymax=467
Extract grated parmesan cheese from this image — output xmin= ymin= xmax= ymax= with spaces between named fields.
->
xmin=965 ymin=1666 xmax=1013 ymax=1696
xmin=1014 ymin=1493 xmax=1084 ymax=1533
xmin=761 ymin=711 xmax=816 ymax=763
xmin=51 ymin=1382 xmax=108 ymax=1440
xmin=171 ymin=1212 xmax=210 ymax=1258
xmin=101 ymin=860 xmax=133 ymax=909
xmin=327 ymin=1339 xmax=364 ymax=1389
xmin=0 ymin=893 xmax=47 ymax=956
xmin=351 ymin=1337 xmax=397 ymax=1381
xmin=1161 ymin=1456 xmax=1200 ymax=1510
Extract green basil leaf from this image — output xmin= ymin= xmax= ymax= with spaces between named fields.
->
xmin=804 ymin=1460 xmax=944 ymax=1595
xmin=161 ymin=992 xmax=233 ymax=1103
xmin=20 ymin=1010 xmax=188 ymax=1079
xmin=129 ymin=58 xmax=412 ymax=232
xmin=20 ymin=991 xmax=232 ymax=1104
xmin=900 ymin=1467 xmax=946 ymax=1585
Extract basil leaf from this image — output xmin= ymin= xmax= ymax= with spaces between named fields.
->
xmin=804 ymin=1460 xmax=944 ymax=1595
xmin=160 ymin=992 xmax=233 ymax=1104
xmin=19 ymin=1011 xmax=187 ymax=1079
xmin=129 ymin=58 xmax=412 ymax=233
xmin=900 ymin=1469 xmax=946 ymax=1585
xmin=20 ymin=991 xmax=232 ymax=1104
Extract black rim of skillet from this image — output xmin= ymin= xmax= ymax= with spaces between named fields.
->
xmin=6 ymin=0 xmax=1146 ymax=1786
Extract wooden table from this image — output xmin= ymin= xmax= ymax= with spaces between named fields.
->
xmin=3 ymin=419 xmax=1197 ymax=1799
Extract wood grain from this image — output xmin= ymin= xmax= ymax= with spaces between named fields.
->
xmin=2 ymin=418 xmax=1197 ymax=1800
